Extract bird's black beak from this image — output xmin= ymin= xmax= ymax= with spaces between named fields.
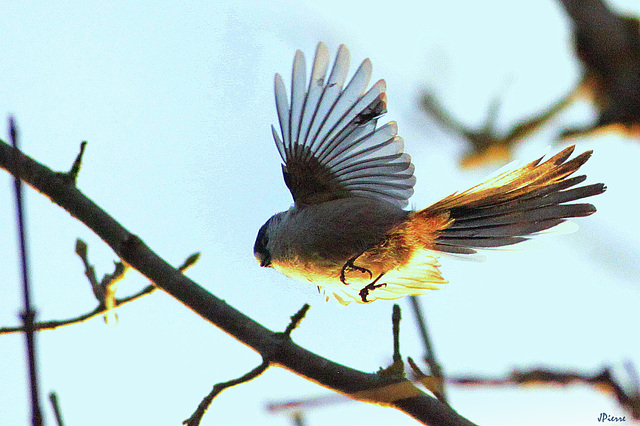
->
xmin=255 ymin=252 xmax=272 ymax=268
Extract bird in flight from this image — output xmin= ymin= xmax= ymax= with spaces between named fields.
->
xmin=254 ymin=42 xmax=606 ymax=305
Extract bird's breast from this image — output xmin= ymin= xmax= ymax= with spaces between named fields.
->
xmin=269 ymin=197 xmax=409 ymax=284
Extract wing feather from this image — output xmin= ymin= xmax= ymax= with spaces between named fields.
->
xmin=272 ymin=43 xmax=415 ymax=207
xmin=290 ymin=51 xmax=306 ymax=153
xmin=304 ymin=45 xmax=350 ymax=154
xmin=274 ymin=74 xmax=290 ymax=155
xmin=315 ymin=82 xmax=386 ymax=164
xmin=298 ymin=43 xmax=330 ymax=149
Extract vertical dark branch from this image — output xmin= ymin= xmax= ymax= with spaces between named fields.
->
xmin=409 ymin=296 xmax=448 ymax=403
xmin=10 ymin=117 xmax=43 ymax=426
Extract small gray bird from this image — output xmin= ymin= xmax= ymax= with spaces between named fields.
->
xmin=254 ymin=42 xmax=606 ymax=305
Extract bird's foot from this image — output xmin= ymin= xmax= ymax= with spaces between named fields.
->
xmin=359 ymin=273 xmax=387 ymax=303
xmin=340 ymin=252 xmax=373 ymax=285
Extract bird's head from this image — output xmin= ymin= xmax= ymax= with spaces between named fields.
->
xmin=253 ymin=211 xmax=287 ymax=268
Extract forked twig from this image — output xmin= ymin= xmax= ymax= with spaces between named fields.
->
xmin=0 ymin=251 xmax=200 ymax=335
xmin=183 ymin=304 xmax=311 ymax=426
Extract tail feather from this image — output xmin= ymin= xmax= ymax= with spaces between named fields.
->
xmin=419 ymin=145 xmax=606 ymax=255
xmin=443 ymin=218 xmax=565 ymax=239
xmin=450 ymin=182 xmax=604 ymax=223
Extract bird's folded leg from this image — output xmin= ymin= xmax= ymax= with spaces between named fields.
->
xmin=340 ymin=251 xmax=373 ymax=285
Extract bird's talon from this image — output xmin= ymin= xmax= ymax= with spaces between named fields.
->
xmin=340 ymin=252 xmax=372 ymax=285
xmin=359 ymin=273 xmax=387 ymax=302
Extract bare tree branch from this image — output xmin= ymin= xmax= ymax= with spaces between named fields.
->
xmin=266 ymin=364 xmax=640 ymax=421
xmin=283 ymin=304 xmax=311 ymax=337
xmin=451 ymin=365 xmax=640 ymax=420
xmin=184 ymin=304 xmax=310 ymax=426
xmin=64 ymin=141 xmax=86 ymax=184
xmin=0 ymin=250 xmax=200 ymax=335
xmin=378 ymin=304 xmax=405 ymax=378
xmin=75 ymin=239 xmax=127 ymax=325
xmin=266 ymin=393 xmax=351 ymax=415
xmin=0 ymin=136 xmax=476 ymax=426
xmin=421 ymin=0 xmax=639 ymax=164
xmin=184 ymin=356 xmax=271 ymax=426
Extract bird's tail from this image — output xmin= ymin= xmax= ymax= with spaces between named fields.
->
xmin=411 ymin=145 xmax=606 ymax=255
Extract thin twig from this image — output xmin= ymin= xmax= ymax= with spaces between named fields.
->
xmin=392 ymin=304 xmax=402 ymax=367
xmin=75 ymin=239 xmax=100 ymax=298
xmin=64 ymin=141 xmax=87 ymax=184
xmin=408 ymin=357 xmax=445 ymax=399
xmin=379 ymin=304 xmax=405 ymax=377
xmin=266 ymin=393 xmax=351 ymax=414
xmin=184 ymin=304 xmax=311 ymax=426
xmin=10 ymin=117 xmax=43 ymax=426
xmin=76 ymin=238 xmax=127 ymax=324
xmin=183 ymin=356 xmax=270 ymax=426
xmin=409 ymin=296 xmax=448 ymax=403
xmin=49 ymin=392 xmax=65 ymax=426
xmin=283 ymin=304 xmax=310 ymax=337
xmin=0 ymin=252 xmax=200 ymax=335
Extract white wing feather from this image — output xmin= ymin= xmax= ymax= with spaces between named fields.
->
xmin=272 ymin=42 xmax=415 ymax=207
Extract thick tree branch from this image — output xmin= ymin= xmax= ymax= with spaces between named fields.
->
xmin=0 ymin=137 xmax=476 ymax=426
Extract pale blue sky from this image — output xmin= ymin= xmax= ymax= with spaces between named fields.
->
xmin=1 ymin=1 xmax=638 ymax=425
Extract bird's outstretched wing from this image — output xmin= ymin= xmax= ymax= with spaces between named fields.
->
xmin=271 ymin=42 xmax=416 ymax=207
xmin=416 ymin=145 xmax=606 ymax=254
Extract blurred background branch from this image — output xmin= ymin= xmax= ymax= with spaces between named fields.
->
xmin=559 ymin=0 xmax=640 ymax=138
xmin=421 ymin=0 xmax=639 ymax=168
xmin=266 ymin=362 xmax=640 ymax=422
